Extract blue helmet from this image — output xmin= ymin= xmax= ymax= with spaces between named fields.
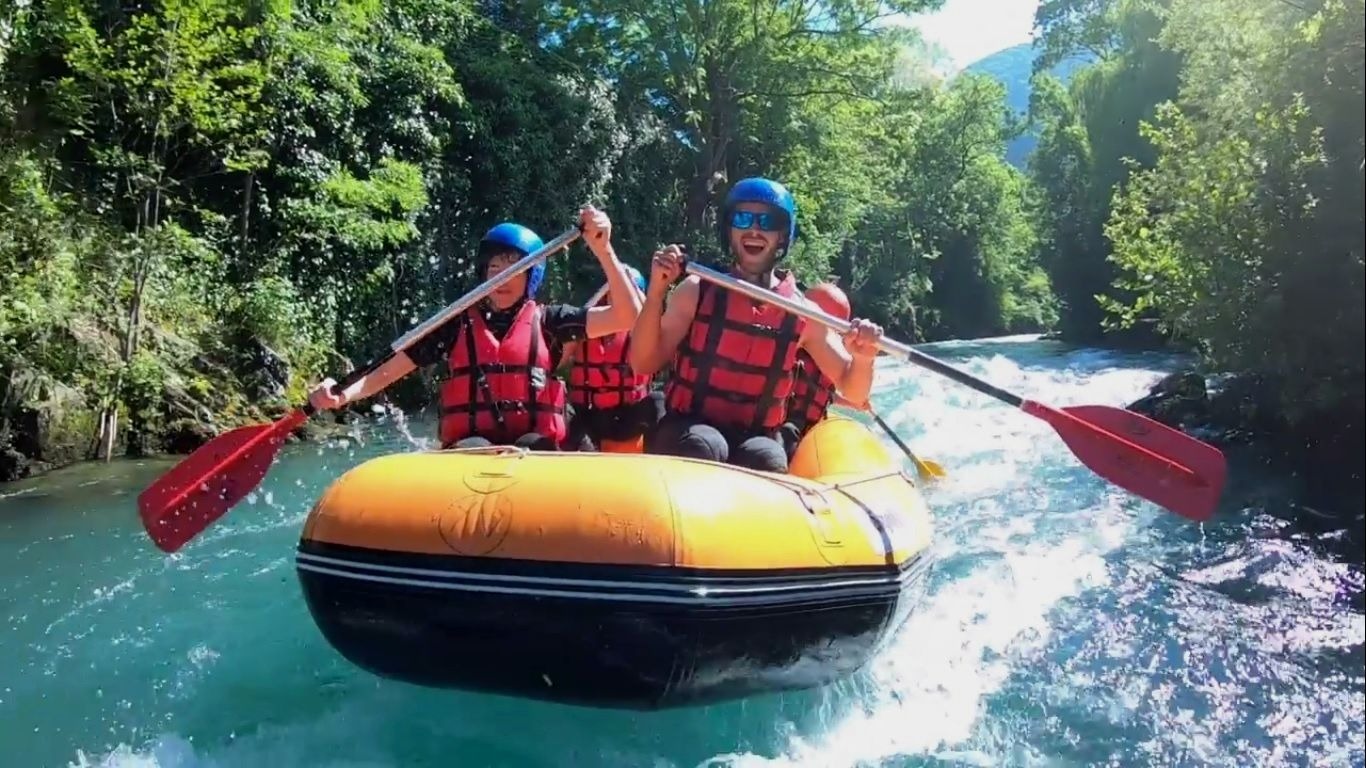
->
xmin=720 ymin=177 xmax=798 ymax=258
xmin=593 ymin=265 xmax=647 ymax=306
xmin=624 ymin=264 xmax=646 ymax=293
xmin=480 ymin=222 xmax=546 ymax=298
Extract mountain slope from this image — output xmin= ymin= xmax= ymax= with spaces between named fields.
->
xmin=963 ymin=43 xmax=1093 ymax=167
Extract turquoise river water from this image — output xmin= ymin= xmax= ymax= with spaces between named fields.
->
xmin=1 ymin=336 xmax=1362 ymax=767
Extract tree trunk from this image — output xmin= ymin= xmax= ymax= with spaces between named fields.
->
xmin=683 ymin=62 xmax=736 ymax=232
xmin=390 ymin=253 xmax=402 ymax=338
xmin=238 ymin=170 xmax=255 ymax=252
xmin=99 ymin=407 xmax=118 ymax=462
xmin=101 ymin=191 xmax=153 ymax=461
xmin=684 ymin=162 xmax=716 ymax=234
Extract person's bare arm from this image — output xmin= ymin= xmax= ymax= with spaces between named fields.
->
xmin=580 ymin=206 xmax=644 ymax=338
xmin=308 ymin=313 xmax=461 ymax=411
xmin=798 ymin=309 xmax=877 ymax=407
xmin=629 ymin=276 xmax=699 ymax=377
xmin=308 ymin=353 xmax=418 ymax=411
xmin=559 ymin=341 xmax=581 ymax=368
xmin=550 ymin=340 xmax=578 ymax=380
xmin=584 ymin=251 xmax=644 ymax=338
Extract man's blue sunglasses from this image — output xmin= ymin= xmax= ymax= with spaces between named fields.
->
xmin=730 ymin=210 xmax=785 ymax=233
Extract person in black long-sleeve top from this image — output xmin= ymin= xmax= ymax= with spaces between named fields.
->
xmin=306 ymin=205 xmax=642 ymax=450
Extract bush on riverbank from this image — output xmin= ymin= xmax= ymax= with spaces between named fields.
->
xmin=0 ymin=149 xmax=329 ymax=479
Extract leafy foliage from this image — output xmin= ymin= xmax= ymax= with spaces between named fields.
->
xmin=1026 ymin=0 xmax=1181 ymax=342
xmin=3 ymin=0 xmax=1054 ymax=468
xmin=8 ymin=0 xmax=1357 ymax=479
xmin=1024 ymin=0 xmax=1361 ymax=474
xmin=1102 ymin=0 xmax=1363 ymax=437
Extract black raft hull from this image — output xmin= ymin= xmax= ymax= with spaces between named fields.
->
xmin=295 ymin=540 xmax=929 ymax=710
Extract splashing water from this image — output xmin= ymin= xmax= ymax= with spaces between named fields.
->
xmin=1 ymin=337 xmax=1360 ymax=768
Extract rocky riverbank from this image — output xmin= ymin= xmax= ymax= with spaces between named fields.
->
xmin=1128 ymin=369 xmax=1366 ymax=560
xmin=0 ymin=322 xmax=349 ymax=484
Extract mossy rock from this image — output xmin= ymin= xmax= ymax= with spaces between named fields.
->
xmin=0 ymin=367 xmax=103 ymax=479
xmin=1128 ymin=371 xmax=1211 ymax=429
xmin=161 ymin=417 xmax=217 ymax=454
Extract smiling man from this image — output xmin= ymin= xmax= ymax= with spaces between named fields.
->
xmin=628 ymin=177 xmax=885 ymax=473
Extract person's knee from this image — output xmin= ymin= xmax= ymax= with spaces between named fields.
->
xmin=677 ymin=423 xmax=732 ymax=459
xmin=734 ymin=435 xmax=788 ymax=473
xmin=453 ymin=436 xmax=493 ymax=449
xmin=564 ymin=416 xmax=593 ymax=452
xmin=649 ymin=414 xmax=727 ymax=462
xmin=778 ymin=423 xmax=802 ymax=460
xmin=680 ymin=423 xmax=727 ymax=462
xmin=623 ymin=393 xmax=664 ymax=436
xmin=513 ymin=432 xmax=560 ymax=451
xmin=570 ymin=430 xmax=596 ymax=452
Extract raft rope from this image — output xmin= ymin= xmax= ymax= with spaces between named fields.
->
xmin=429 ymin=444 xmax=530 ymax=459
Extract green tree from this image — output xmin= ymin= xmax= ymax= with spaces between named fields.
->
xmin=539 ymin=0 xmax=943 ymax=234
xmin=0 ymin=0 xmax=1062 ymax=474
xmin=1027 ymin=0 xmax=1180 ymax=342
xmin=1104 ymin=0 xmax=1363 ymax=443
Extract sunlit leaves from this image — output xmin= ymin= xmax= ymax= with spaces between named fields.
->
xmin=1102 ymin=0 xmax=1363 ymax=428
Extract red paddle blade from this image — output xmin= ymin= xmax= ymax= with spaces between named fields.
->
xmin=137 ymin=410 xmax=305 ymax=553
xmin=1023 ymin=402 xmax=1228 ymax=522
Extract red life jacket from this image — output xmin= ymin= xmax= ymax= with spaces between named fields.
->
xmin=438 ymin=301 xmax=567 ymax=448
xmin=787 ymin=350 xmax=835 ymax=431
xmin=568 ymin=331 xmax=651 ymax=411
xmin=664 ymin=270 xmax=807 ymax=432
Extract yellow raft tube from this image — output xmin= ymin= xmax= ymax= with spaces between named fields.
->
xmin=295 ymin=415 xmax=934 ymax=710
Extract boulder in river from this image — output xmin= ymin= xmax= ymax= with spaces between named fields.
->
xmin=1128 ymin=371 xmax=1210 ymax=431
xmin=1128 ymin=370 xmax=1291 ymax=444
xmin=0 ymin=368 xmax=102 ymax=482
xmin=1129 ymin=368 xmax=1365 ymax=559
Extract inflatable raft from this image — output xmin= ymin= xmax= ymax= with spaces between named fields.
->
xmin=295 ymin=415 xmax=934 ymax=710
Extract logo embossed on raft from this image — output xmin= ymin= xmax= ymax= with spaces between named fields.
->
xmin=439 ymin=493 xmax=513 ymax=556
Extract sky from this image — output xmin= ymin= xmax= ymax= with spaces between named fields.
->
xmin=896 ymin=0 xmax=1043 ymax=72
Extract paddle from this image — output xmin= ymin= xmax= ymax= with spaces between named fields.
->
xmin=137 ymin=227 xmax=584 ymax=553
xmin=583 ymin=281 xmax=611 ymax=308
xmin=685 ymin=262 xmax=1228 ymax=522
xmin=583 ymin=258 xmax=646 ymax=308
xmin=867 ymin=406 xmax=947 ymax=482
xmin=826 ymin=395 xmax=946 ymax=482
